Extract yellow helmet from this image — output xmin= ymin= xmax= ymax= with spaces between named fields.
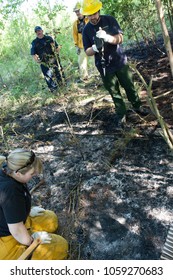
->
xmin=81 ymin=0 xmax=102 ymax=16
xmin=73 ymin=1 xmax=81 ymax=12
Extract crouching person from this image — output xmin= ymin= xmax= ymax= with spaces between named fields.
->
xmin=0 ymin=148 xmax=68 ymax=260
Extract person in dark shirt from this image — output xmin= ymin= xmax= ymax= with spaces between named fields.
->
xmin=30 ymin=26 xmax=65 ymax=92
xmin=0 ymin=148 xmax=68 ymax=259
xmin=81 ymin=0 xmax=149 ymax=128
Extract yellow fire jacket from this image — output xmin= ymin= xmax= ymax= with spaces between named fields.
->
xmin=72 ymin=17 xmax=89 ymax=49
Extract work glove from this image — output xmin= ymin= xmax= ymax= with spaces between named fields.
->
xmin=96 ymin=28 xmax=112 ymax=43
xmin=32 ymin=231 xmax=52 ymax=244
xmin=92 ymin=44 xmax=99 ymax=53
xmin=29 ymin=206 xmax=45 ymax=217
xmin=76 ymin=46 xmax=81 ymax=55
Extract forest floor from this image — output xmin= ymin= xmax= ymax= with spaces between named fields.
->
xmin=1 ymin=35 xmax=173 ymax=259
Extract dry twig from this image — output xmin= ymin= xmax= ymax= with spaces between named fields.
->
xmin=30 ymin=179 xmax=45 ymax=194
xmin=130 ymin=64 xmax=173 ymax=152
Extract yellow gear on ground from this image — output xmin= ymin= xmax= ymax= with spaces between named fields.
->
xmin=0 ymin=210 xmax=68 ymax=260
xmin=73 ymin=1 xmax=81 ymax=12
xmin=81 ymin=0 xmax=102 ymax=16
xmin=31 ymin=233 xmax=68 ymax=260
xmin=29 ymin=210 xmax=58 ymax=233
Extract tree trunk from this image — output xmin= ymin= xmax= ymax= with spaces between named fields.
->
xmin=155 ymin=0 xmax=173 ymax=78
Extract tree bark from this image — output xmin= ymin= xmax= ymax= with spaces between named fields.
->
xmin=155 ymin=0 xmax=173 ymax=78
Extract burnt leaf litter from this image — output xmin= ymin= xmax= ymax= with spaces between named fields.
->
xmin=1 ymin=35 xmax=173 ymax=259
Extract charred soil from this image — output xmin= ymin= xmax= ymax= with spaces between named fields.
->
xmin=1 ymin=37 xmax=173 ymax=259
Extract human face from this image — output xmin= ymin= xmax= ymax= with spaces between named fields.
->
xmin=87 ymin=11 xmax=100 ymax=25
xmin=35 ymin=29 xmax=44 ymax=39
xmin=15 ymin=167 xmax=37 ymax=183
xmin=75 ymin=10 xmax=84 ymax=20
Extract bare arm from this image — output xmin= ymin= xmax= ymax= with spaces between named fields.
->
xmin=86 ymin=47 xmax=95 ymax=56
xmin=8 ymin=222 xmax=33 ymax=246
xmin=32 ymin=54 xmax=40 ymax=63
xmin=109 ymin=33 xmax=123 ymax=44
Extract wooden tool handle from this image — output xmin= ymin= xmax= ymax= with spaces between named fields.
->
xmin=18 ymin=238 xmax=41 ymax=260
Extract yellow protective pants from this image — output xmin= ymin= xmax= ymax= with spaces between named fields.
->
xmin=0 ymin=210 xmax=68 ymax=260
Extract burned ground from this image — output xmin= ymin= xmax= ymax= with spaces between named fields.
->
xmin=0 ymin=37 xmax=173 ymax=259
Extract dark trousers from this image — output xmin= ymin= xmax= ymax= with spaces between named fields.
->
xmin=102 ymin=64 xmax=141 ymax=117
xmin=40 ymin=58 xmax=65 ymax=90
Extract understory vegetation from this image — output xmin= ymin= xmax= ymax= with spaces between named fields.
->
xmin=0 ymin=0 xmax=173 ymax=260
xmin=0 ymin=0 xmax=172 ymax=100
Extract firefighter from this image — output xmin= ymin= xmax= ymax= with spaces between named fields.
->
xmin=73 ymin=2 xmax=89 ymax=81
xmin=31 ymin=26 xmax=65 ymax=92
xmin=0 ymin=148 xmax=68 ymax=259
xmin=81 ymin=0 xmax=149 ymax=128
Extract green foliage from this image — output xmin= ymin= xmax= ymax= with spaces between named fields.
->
xmin=0 ymin=0 xmax=25 ymax=15
xmin=0 ymin=0 xmax=172 ymax=109
xmin=0 ymin=0 xmax=25 ymax=28
xmin=33 ymin=1 xmax=63 ymax=29
xmin=101 ymin=0 xmax=166 ymax=46
xmin=0 ymin=0 xmax=78 ymax=102
xmin=34 ymin=0 xmax=66 ymax=22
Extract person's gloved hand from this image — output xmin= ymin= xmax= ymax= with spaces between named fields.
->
xmin=29 ymin=206 xmax=45 ymax=217
xmin=76 ymin=46 xmax=81 ymax=55
xmin=96 ymin=28 xmax=112 ymax=43
xmin=92 ymin=44 xmax=99 ymax=53
xmin=32 ymin=231 xmax=51 ymax=244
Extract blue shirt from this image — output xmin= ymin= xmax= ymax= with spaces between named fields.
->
xmin=30 ymin=35 xmax=58 ymax=63
xmin=82 ymin=15 xmax=127 ymax=75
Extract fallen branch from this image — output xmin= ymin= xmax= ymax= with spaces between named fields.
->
xmin=30 ymin=179 xmax=45 ymax=194
xmin=0 ymin=125 xmax=9 ymax=151
xmin=130 ymin=63 xmax=173 ymax=151
xmin=154 ymin=89 xmax=173 ymax=99
xmin=63 ymin=105 xmax=85 ymax=160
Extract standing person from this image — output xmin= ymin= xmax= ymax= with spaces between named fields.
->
xmin=31 ymin=26 xmax=65 ymax=92
xmin=73 ymin=2 xmax=89 ymax=81
xmin=81 ymin=0 xmax=148 ymax=128
xmin=0 ymin=148 xmax=68 ymax=260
